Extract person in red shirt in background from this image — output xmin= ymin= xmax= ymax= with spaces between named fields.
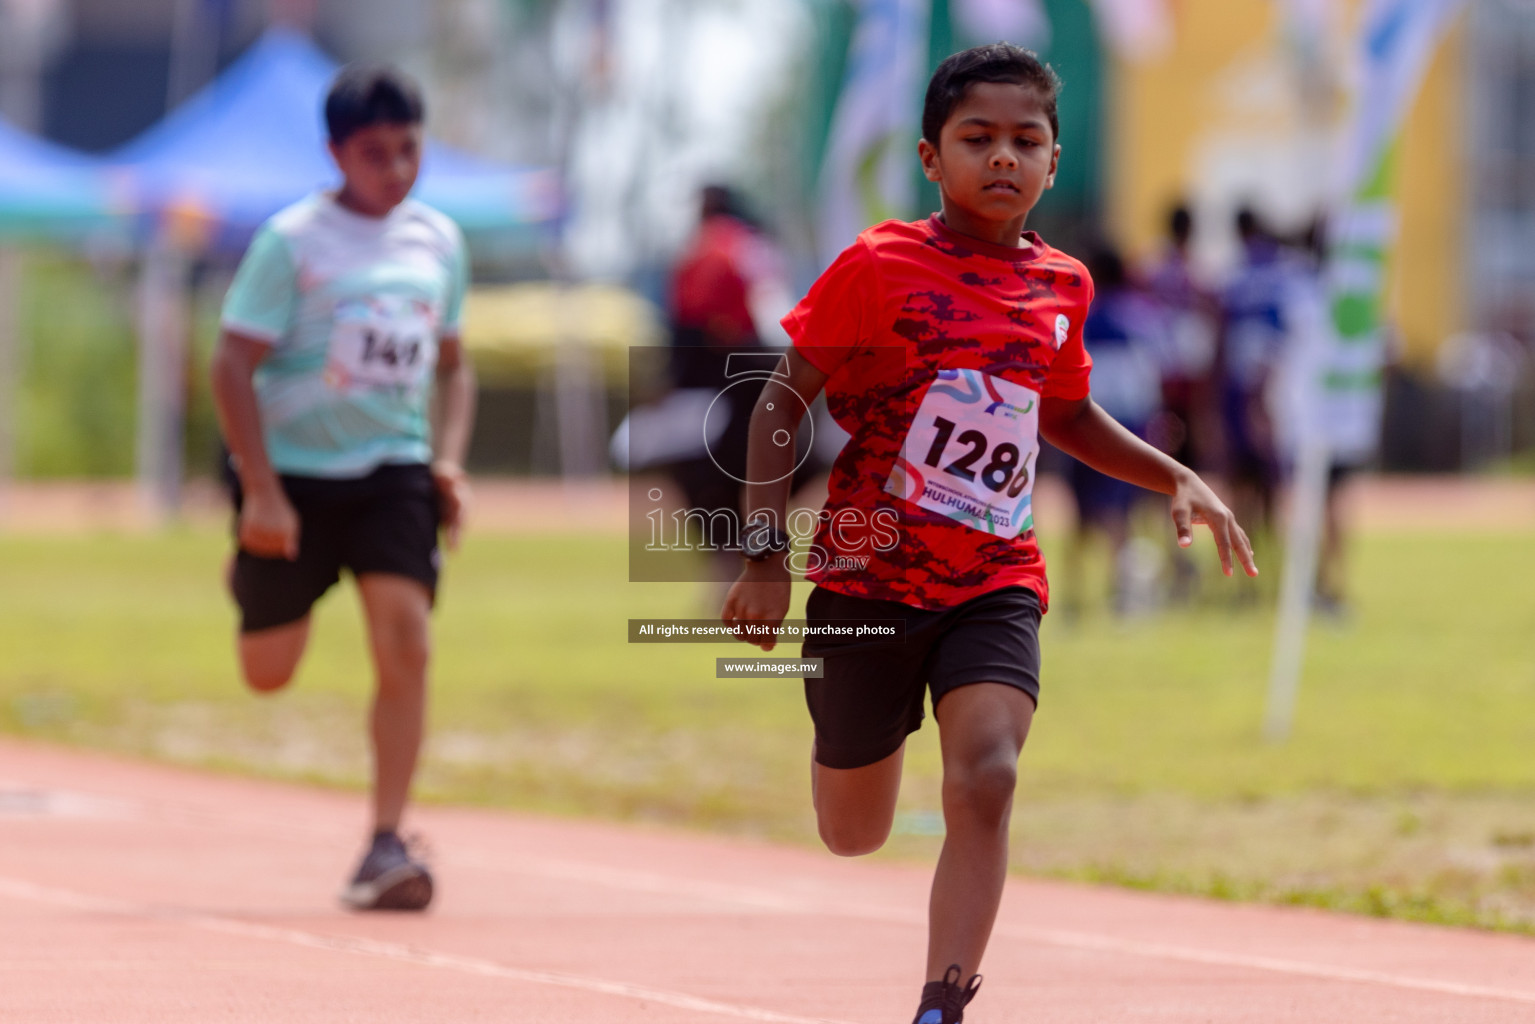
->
xmin=664 ymin=186 xmax=798 ymax=539
xmin=721 ymin=44 xmax=1257 ymax=1024
xmin=670 ymin=185 xmax=781 ymax=353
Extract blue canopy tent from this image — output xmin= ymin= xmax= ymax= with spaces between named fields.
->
xmin=111 ymin=28 xmax=561 ymax=248
xmin=0 ymin=117 xmax=120 ymax=239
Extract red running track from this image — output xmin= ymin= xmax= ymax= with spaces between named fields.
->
xmin=1 ymin=739 xmax=1533 ymax=1023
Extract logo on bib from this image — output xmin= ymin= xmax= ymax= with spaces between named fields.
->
xmin=1054 ymin=313 xmax=1070 ymax=349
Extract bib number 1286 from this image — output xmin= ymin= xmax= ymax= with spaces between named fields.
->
xmin=922 ymin=415 xmax=1030 ymax=498
xmin=884 ymin=368 xmax=1040 ymax=538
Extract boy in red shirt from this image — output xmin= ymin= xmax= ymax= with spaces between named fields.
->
xmin=721 ymin=44 xmax=1257 ymax=1024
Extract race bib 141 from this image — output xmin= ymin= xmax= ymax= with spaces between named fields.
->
xmin=324 ymin=296 xmax=438 ymax=394
xmin=884 ymin=368 xmax=1039 ymax=539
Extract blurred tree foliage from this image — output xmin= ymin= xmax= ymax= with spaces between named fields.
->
xmin=14 ymin=253 xmax=137 ymax=477
xmin=14 ymin=252 xmax=221 ymax=479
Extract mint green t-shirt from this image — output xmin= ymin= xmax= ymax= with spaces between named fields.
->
xmin=221 ymin=193 xmax=469 ymax=478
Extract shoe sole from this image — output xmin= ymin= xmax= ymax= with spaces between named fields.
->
xmin=340 ymin=863 xmax=434 ymax=912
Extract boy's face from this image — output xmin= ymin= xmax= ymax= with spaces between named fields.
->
xmin=919 ymin=82 xmax=1059 ymax=242
xmin=328 ymin=122 xmax=423 ymax=216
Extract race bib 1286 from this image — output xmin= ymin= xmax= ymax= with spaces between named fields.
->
xmin=324 ymin=296 xmax=438 ymax=394
xmin=884 ymin=368 xmax=1040 ymax=539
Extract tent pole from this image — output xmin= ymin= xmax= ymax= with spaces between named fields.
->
xmin=135 ymin=232 xmax=190 ymax=523
xmin=552 ymin=287 xmax=603 ymax=477
xmin=0 ymin=246 xmax=19 ymax=509
xmin=548 ymin=4 xmax=604 ymax=481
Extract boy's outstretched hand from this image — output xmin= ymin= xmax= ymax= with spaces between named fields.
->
xmin=1170 ymin=468 xmax=1259 ymax=578
xmin=720 ymin=565 xmax=792 ymax=651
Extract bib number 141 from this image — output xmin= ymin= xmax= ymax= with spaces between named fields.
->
xmin=325 ymin=295 xmax=437 ymax=393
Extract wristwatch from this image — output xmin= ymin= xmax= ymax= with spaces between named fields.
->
xmin=741 ymin=517 xmax=791 ymax=562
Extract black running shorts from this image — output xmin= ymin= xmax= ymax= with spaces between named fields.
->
xmin=802 ymin=585 xmax=1042 ymax=770
xmin=229 ymin=463 xmax=441 ymax=633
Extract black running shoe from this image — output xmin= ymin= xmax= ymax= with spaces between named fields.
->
xmin=339 ymin=830 xmax=433 ymax=911
xmin=911 ymin=964 xmax=982 ymax=1024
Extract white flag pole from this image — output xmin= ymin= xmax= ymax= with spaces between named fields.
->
xmin=1263 ymin=434 xmax=1329 ymax=740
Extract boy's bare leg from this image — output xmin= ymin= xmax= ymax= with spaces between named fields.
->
xmin=811 ymin=743 xmax=906 ymax=857
xmin=1318 ymin=481 xmax=1347 ymax=604
xmin=927 ymin=682 xmax=1034 ymax=980
xmin=357 ymin=573 xmax=432 ymax=833
xmin=237 ymin=618 xmax=310 ymax=692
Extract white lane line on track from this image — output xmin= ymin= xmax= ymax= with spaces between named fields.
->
xmin=11 ymin=782 xmax=1535 ymax=1009
xmin=993 ymin=923 xmax=1535 ymax=1007
xmin=478 ymin=855 xmax=1535 ymax=1008
xmin=0 ymin=877 xmax=853 ymax=1024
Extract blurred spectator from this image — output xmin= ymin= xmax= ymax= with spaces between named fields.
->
xmin=1435 ymin=328 xmax=1526 ymax=469
xmin=1266 ymin=214 xmax=1395 ymax=618
xmin=1276 ymin=216 xmax=1355 ymax=616
xmin=611 ymin=185 xmax=817 ymax=590
xmin=1144 ymin=203 xmax=1219 ymax=602
xmin=1064 ymin=242 xmax=1166 ymax=615
xmin=665 ymin=185 xmax=793 ymax=518
xmin=1216 ymin=207 xmax=1295 ymax=540
xmin=1269 ymin=215 xmax=1347 ymax=615
xmin=669 ymin=185 xmax=787 ymax=360
xmin=1236 ymin=212 xmax=1386 ymax=618
xmin=1143 ymin=203 xmax=1218 ymax=471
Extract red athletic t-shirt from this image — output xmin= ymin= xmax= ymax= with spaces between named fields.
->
xmin=670 ymin=215 xmax=776 ymax=344
xmin=781 ymin=215 xmax=1094 ymax=611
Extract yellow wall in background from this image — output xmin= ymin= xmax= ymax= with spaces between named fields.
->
xmin=1107 ymin=1 xmax=1274 ymax=257
xmin=1107 ymin=0 xmax=1465 ymax=365
xmin=1393 ymin=18 xmax=1463 ymax=365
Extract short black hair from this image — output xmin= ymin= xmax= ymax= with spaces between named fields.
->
xmin=1168 ymin=204 xmax=1193 ymax=243
xmin=700 ymin=183 xmax=761 ymax=229
xmin=700 ymin=184 xmax=734 ymax=219
xmin=325 ymin=64 xmax=424 ymax=145
xmin=1084 ymin=241 xmax=1127 ymax=290
xmin=1235 ymin=205 xmax=1265 ymax=242
xmin=922 ymin=43 xmax=1061 ymax=147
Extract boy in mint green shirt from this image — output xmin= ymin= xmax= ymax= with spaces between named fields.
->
xmin=210 ymin=64 xmax=475 ymax=911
